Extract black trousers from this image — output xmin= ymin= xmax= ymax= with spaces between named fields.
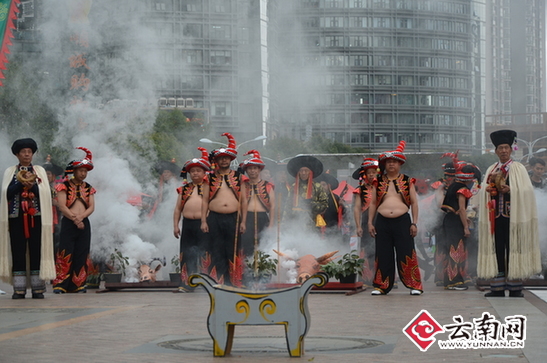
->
xmin=240 ymin=211 xmax=269 ymax=258
xmin=180 ymin=217 xmax=209 ymax=286
xmin=207 ymin=211 xmax=238 ymax=285
xmin=373 ymin=213 xmax=423 ymax=293
xmin=9 ymin=215 xmax=42 ymax=272
xmin=53 ymin=218 xmax=91 ymax=292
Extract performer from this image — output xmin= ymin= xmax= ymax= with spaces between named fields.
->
xmin=316 ymin=172 xmax=345 ymax=241
xmin=0 ymin=138 xmax=55 ymax=299
xmin=478 ymin=130 xmax=541 ymax=297
xmin=283 ymin=155 xmax=328 ymax=229
xmin=53 ymin=147 xmax=96 ymax=294
xmin=148 ymin=159 xmax=180 ymax=218
xmin=440 ymin=154 xmax=481 ymax=290
xmin=174 ymin=147 xmax=211 ymax=292
xmin=352 ymin=158 xmax=378 ymax=285
xmin=528 ymin=157 xmax=546 ymax=189
xmin=240 ymin=150 xmax=275 ymax=260
xmin=433 ymin=160 xmax=456 ymax=285
xmin=42 ymin=158 xmax=64 ymax=253
xmin=367 ymin=141 xmax=423 ymax=295
xmin=201 ymin=133 xmax=248 ymax=286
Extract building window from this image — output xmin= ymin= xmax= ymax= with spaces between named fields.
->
xmin=182 ymin=0 xmax=201 ymax=12
xmin=212 ymin=101 xmax=231 ymax=116
xmin=374 ymin=75 xmax=392 ymax=85
xmin=351 ymin=74 xmax=368 ymax=85
xmin=374 ymin=132 xmax=392 ymax=142
xmin=211 ymin=0 xmax=230 ymax=12
xmin=181 ymin=50 xmax=203 ymax=64
xmin=210 ymin=25 xmax=231 ymax=39
xmin=210 ymin=50 xmax=232 ymax=65
xmin=373 ymin=17 xmax=391 ymax=28
xmin=351 ymin=114 xmax=369 ymax=124
xmin=183 ymin=24 xmax=202 ymax=38
xmin=350 ymin=55 xmax=369 ymax=66
xmin=374 ymin=94 xmax=392 ymax=104
xmin=351 ymin=17 xmax=368 ymax=27
xmin=326 ymin=55 xmax=345 ymax=66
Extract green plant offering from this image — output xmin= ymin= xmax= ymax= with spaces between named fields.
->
xmin=107 ymin=248 xmax=130 ymax=276
xmin=321 ymin=250 xmax=364 ymax=280
xmin=245 ymin=251 xmax=278 ymax=280
xmin=171 ymin=254 xmax=181 ymax=273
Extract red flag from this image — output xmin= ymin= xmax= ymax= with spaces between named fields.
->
xmin=0 ymin=0 xmax=21 ymax=86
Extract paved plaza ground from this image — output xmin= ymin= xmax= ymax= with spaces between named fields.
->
xmin=0 ymin=277 xmax=546 ymax=363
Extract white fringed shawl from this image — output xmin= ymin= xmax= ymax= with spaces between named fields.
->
xmin=0 ymin=165 xmax=55 ymax=283
xmin=477 ymin=161 xmax=541 ymax=279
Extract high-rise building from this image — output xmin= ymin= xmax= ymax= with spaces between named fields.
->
xmin=485 ymin=0 xmax=546 ymax=125
xmin=269 ymin=0 xmax=488 ymax=154
xmin=8 ymin=0 xmax=546 ymax=154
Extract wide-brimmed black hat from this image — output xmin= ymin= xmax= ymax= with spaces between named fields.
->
xmin=42 ymin=162 xmax=64 ymax=176
xmin=155 ymin=160 xmax=180 ymax=175
xmin=11 ymin=138 xmax=38 ymax=155
xmin=315 ymin=173 xmax=339 ymax=190
xmin=490 ymin=129 xmax=517 ymax=148
xmin=286 ymin=155 xmax=323 ymax=178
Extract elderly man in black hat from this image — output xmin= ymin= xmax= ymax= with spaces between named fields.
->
xmin=478 ymin=130 xmax=541 ymax=297
xmin=0 ymin=138 xmax=55 ymax=299
xmin=283 ymin=155 xmax=328 ymax=230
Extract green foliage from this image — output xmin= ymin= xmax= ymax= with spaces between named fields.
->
xmin=321 ymin=251 xmax=364 ymax=280
xmin=245 ymin=251 xmax=278 ymax=280
xmin=149 ymin=109 xmax=209 ymax=165
xmin=107 ymin=248 xmax=130 ymax=275
xmin=170 ymin=254 xmax=181 ymax=273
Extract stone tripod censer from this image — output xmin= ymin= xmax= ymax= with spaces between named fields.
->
xmin=188 ymin=272 xmax=328 ymax=357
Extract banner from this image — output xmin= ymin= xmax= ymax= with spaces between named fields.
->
xmin=0 ymin=0 xmax=20 ymax=86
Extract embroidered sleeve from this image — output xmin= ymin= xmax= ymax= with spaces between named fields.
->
xmin=352 ymin=187 xmax=359 ymax=195
xmin=176 ymin=186 xmax=183 ymax=194
xmin=55 ymin=183 xmax=67 ymax=192
xmin=410 ymin=177 xmax=417 ymax=185
xmin=90 ymin=187 xmax=97 ymax=195
xmin=457 ymin=188 xmax=473 ymax=199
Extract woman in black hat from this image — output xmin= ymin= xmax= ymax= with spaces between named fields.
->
xmin=283 ymin=155 xmax=328 ymax=229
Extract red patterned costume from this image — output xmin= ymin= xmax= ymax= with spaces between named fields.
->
xmin=53 ymin=148 xmax=96 ymax=293
xmin=439 ymin=158 xmax=480 ymax=290
xmin=368 ymin=141 xmax=423 ymax=295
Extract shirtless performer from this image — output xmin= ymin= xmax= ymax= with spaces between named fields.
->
xmin=173 ymin=147 xmax=211 ymax=292
xmin=367 ymin=141 xmax=423 ymax=296
xmin=201 ymin=133 xmax=247 ymax=286
xmin=240 ymin=150 xmax=275 ymax=260
xmin=53 ymin=148 xmax=96 ymax=294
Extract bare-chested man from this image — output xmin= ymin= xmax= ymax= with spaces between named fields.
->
xmin=201 ymin=133 xmax=247 ymax=286
xmin=240 ymin=150 xmax=275 ymax=260
xmin=53 ymin=147 xmax=96 ymax=294
xmin=173 ymin=147 xmax=211 ymax=292
xmin=367 ymin=141 xmax=423 ymax=296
